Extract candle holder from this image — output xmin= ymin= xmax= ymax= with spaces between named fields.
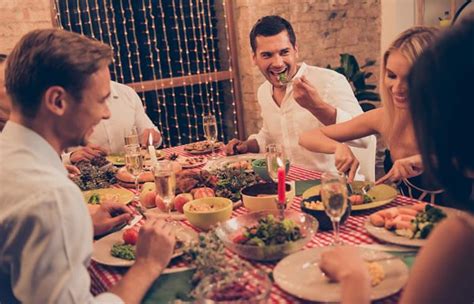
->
xmin=275 ymin=198 xmax=288 ymax=221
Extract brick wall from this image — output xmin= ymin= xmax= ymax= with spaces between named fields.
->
xmin=234 ymin=0 xmax=381 ymax=137
xmin=0 ymin=0 xmax=53 ymax=54
xmin=0 ymin=0 xmax=381 ymax=138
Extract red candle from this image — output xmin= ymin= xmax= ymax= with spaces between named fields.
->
xmin=277 ymin=167 xmax=286 ymax=203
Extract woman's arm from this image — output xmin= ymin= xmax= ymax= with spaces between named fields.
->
xmin=400 ymin=216 xmax=474 ymax=303
xmin=299 ymin=108 xmax=382 ymax=153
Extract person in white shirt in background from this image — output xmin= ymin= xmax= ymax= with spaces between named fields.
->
xmin=62 ymin=80 xmax=162 ymax=165
xmin=0 ymin=28 xmax=175 ymax=304
xmin=0 ymin=54 xmax=10 ymax=131
xmin=225 ymin=15 xmax=368 ymax=173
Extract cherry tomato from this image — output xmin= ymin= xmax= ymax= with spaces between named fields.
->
xmin=122 ymin=228 xmax=138 ymax=245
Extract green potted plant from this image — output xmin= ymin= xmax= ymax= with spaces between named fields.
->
xmin=327 ymin=53 xmax=380 ymax=112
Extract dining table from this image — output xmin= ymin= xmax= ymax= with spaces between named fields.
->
xmin=88 ymin=144 xmax=418 ymax=303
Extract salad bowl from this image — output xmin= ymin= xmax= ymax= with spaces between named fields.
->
xmin=215 ymin=210 xmax=318 ymax=261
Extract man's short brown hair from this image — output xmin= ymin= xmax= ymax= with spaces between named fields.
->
xmin=5 ymin=29 xmax=112 ymax=118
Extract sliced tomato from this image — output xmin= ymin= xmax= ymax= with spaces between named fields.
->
xmin=232 ymin=233 xmax=248 ymax=244
xmin=122 ymin=228 xmax=139 ymax=245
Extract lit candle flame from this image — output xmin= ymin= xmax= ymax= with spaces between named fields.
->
xmin=148 ymin=132 xmax=153 ymax=146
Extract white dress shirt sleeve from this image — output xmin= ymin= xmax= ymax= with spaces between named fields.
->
xmin=5 ymin=185 xmax=123 ymax=303
xmin=126 ymin=87 xmax=163 ymax=147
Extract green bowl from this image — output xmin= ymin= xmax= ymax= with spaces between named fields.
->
xmin=251 ymin=159 xmax=290 ymax=181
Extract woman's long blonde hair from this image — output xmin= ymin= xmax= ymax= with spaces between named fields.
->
xmin=381 ymin=26 xmax=439 ymax=144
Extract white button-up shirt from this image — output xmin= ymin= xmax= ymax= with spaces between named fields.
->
xmin=0 ymin=121 xmax=122 ymax=303
xmin=62 ymin=81 xmax=160 ymax=164
xmin=249 ymin=62 xmax=364 ymax=172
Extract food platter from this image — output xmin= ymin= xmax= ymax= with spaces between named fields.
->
xmin=302 ymin=181 xmax=398 ymax=211
xmin=365 ymin=205 xmax=459 ymax=247
xmin=82 ymin=188 xmax=134 ymax=205
xmin=92 ymin=226 xmax=197 ymax=270
xmin=203 ymin=153 xmax=264 ymax=171
xmin=175 ymin=155 xmax=208 ymax=169
xmin=184 ymin=141 xmax=222 ymax=155
xmin=273 ymin=247 xmax=409 ymax=302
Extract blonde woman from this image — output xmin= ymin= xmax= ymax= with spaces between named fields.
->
xmin=299 ymin=27 xmax=444 ymax=203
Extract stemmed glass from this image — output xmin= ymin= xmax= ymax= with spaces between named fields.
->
xmin=153 ymin=160 xmax=177 ymax=224
xmin=203 ymin=114 xmax=218 ymax=160
xmin=124 ymin=125 xmax=140 ymax=146
xmin=320 ymin=171 xmax=348 ymax=245
xmin=124 ymin=144 xmax=143 ymax=202
xmin=266 ymin=144 xmax=286 ymax=183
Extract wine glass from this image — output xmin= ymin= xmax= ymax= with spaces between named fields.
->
xmin=203 ymin=114 xmax=218 ymax=160
xmin=153 ymin=160 xmax=177 ymax=224
xmin=124 ymin=144 xmax=143 ymax=202
xmin=266 ymin=144 xmax=286 ymax=183
xmin=320 ymin=171 xmax=348 ymax=245
xmin=124 ymin=125 xmax=140 ymax=146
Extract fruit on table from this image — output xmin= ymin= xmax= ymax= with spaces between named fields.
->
xmin=139 ymin=182 xmax=156 ymax=207
xmin=123 ymin=228 xmax=138 ymax=245
xmin=173 ymin=193 xmax=193 ymax=213
xmin=155 ymin=195 xmax=168 ymax=211
xmin=192 ymin=187 xmax=215 ymax=199
xmin=141 ymin=191 xmax=157 ymax=209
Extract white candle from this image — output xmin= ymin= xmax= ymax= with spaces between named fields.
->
xmin=148 ymin=133 xmax=158 ymax=167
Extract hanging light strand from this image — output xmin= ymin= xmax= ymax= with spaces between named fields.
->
xmin=221 ymin=0 xmax=239 ymax=138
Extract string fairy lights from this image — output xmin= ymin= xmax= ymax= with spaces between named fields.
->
xmin=52 ymin=0 xmax=239 ymax=146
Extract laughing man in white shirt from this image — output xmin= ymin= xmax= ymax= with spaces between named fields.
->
xmin=225 ymin=15 xmax=367 ymax=173
xmin=0 ymin=29 xmax=175 ymax=304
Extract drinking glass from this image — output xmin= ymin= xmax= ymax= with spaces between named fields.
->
xmin=266 ymin=144 xmax=286 ymax=183
xmin=153 ymin=160 xmax=177 ymax=223
xmin=124 ymin=126 xmax=140 ymax=146
xmin=203 ymin=114 xmax=218 ymax=160
xmin=320 ymin=171 xmax=348 ymax=245
xmin=124 ymin=144 xmax=143 ymax=202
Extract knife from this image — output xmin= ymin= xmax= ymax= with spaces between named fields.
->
xmin=121 ymin=214 xmax=143 ymax=230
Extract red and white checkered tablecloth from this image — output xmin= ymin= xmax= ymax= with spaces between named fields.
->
xmin=89 ymin=144 xmax=417 ymax=303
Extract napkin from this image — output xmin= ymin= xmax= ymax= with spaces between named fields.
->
xmin=143 ymin=269 xmax=195 ymax=303
xmin=295 ymin=179 xmax=320 ymax=196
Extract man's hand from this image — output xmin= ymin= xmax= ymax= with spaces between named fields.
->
xmin=293 ymin=76 xmax=337 ymax=125
xmin=134 ymin=219 xmax=175 ymax=276
xmin=70 ymin=144 xmax=107 ymax=164
xmin=319 ymin=246 xmax=369 ymax=284
xmin=91 ymin=201 xmax=134 ymax=237
xmin=334 ymin=143 xmax=359 ymax=183
xmin=141 ymin=128 xmax=162 ymax=147
xmin=293 ymin=75 xmax=324 ymax=110
xmin=225 ymin=138 xmax=249 ymax=155
xmin=376 ymin=154 xmax=423 ymax=185
xmin=65 ymin=165 xmax=80 ymax=179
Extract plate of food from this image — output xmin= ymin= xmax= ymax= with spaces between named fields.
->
xmin=215 ymin=210 xmax=318 ymax=261
xmin=302 ymin=181 xmax=398 ymax=211
xmin=91 ymin=225 xmax=198 ymax=270
xmin=203 ymin=153 xmax=264 ymax=171
xmin=184 ymin=141 xmax=222 ymax=155
xmin=273 ymin=247 xmax=409 ymax=302
xmin=106 ymin=153 xmax=126 ymax=166
xmin=82 ymin=188 xmax=134 ymax=206
xmin=175 ymin=155 xmax=207 ymax=169
xmin=365 ymin=203 xmax=455 ymax=247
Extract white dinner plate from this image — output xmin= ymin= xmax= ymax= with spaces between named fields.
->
xmin=273 ymin=247 xmax=409 ymax=302
xmin=203 ymin=153 xmax=264 ymax=171
xmin=365 ymin=205 xmax=460 ymax=248
xmin=92 ymin=226 xmax=197 ymax=272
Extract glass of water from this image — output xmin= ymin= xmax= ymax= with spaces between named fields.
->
xmin=153 ymin=160 xmax=177 ymax=223
xmin=320 ymin=171 xmax=348 ymax=245
xmin=203 ymin=114 xmax=218 ymax=159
